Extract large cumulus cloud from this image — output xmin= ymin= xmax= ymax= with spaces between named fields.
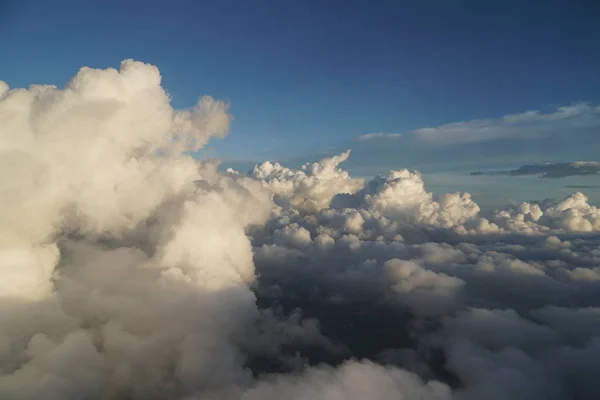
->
xmin=0 ymin=60 xmax=305 ymax=399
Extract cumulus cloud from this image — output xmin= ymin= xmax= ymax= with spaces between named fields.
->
xmin=471 ymin=161 xmax=600 ymax=178
xmin=384 ymin=259 xmax=464 ymax=316
xmin=357 ymin=132 xmax=403 ymax=141
xmin=0 ymin=60 xmax=334 ymax=400
xmin=414 ymin=103 xmax=600 ymax=144
xmin=330 ymin=168 xmax=480 ymax=230
xmin=2 ymin=60 xmax=600 ymax=400
xmin=248 ymin=150 xmax=364 ymax=213
xmin=246 ymin=150 xmax=600 ymax=399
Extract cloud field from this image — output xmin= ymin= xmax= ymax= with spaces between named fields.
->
xmin=1 ymin=60 xmax=599 ymax=400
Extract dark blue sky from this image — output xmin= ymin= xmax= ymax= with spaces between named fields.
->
xmin=1 ymin=0 xmax=600 ymax=202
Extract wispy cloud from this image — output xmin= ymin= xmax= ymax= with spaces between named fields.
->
xmin=414 ymin=103 xmax=600 ymax=144
xmin=471 ymin=161 xmax=600 ymax=179
xmin=357 ymin=132 xmax=402 ymax=141
xmin=565 ymin=185 xmax=600 ymax=189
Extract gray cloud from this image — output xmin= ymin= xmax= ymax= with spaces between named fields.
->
xmin=471 ymin=161 xmax=600 ymax=178
xmin=564 ymin=185 xmax=600 ymax=189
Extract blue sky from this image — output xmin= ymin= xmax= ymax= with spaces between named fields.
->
xmin=2 ymin=0 xmax=599 ymax=206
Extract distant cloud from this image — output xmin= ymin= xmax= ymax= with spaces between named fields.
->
xmin=565 ymin=185 xmax=600 ymax=189
xmin=470 ymin=161 xmax=600 ymax=178
xmin=414 ymin=103 xmax=600 ymax=144
xmin=357 ymin=132 xmax=402 ymax=141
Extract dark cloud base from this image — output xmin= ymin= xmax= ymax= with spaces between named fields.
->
xmin=252 ymin=283 xmax=462 ymax=385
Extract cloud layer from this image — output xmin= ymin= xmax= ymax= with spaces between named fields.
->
xmin=414 ymin=103 xmax=600 ymax=145
xmin=1 ymin=61 xmax=599 ymax=400
xmin=357 ymin=132 xmax=403 ymax=141
xmin=471 ymin=161 xmax=600 ymax=178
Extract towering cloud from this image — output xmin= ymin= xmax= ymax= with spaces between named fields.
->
xmin=0 ymin=60 xmax=276 ymax=399
xmin=0 ymin=60 xmax=234 ymax=297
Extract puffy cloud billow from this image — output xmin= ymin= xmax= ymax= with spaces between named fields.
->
xmin=1 ymin=61 xmax=600 ymax=400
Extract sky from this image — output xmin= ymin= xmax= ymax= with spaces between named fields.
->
xmin=1 ymin=0 xmax=600 ymax=206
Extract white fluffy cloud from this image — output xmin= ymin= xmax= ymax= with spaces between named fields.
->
xmin=0 ymin=60 xmax=277 ymax=399
xmin=0 ymin=59 xmax=234 ymax=298
xmin=249 ymin=150 xmax=364 ymax=213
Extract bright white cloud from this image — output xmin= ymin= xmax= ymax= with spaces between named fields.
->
xmin=0 ymin=60 xmax=276 ymax=399
xmin=249 ymin=150 xmax=364 ymax=213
